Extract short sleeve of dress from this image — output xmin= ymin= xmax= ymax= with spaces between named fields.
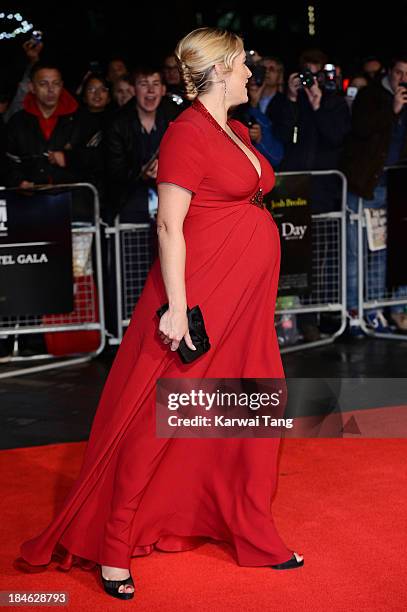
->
xmin=156 ymin=119 xmax=207 ymax=194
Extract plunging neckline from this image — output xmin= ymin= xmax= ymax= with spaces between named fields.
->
xmin=192 ymin=97 xmax=262 ymax=181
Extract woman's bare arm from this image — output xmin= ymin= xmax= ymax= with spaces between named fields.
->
xmin=156 ymin=183 xmax=196 ymax=352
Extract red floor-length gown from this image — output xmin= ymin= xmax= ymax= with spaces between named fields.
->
xmin=19 ymin=97 xmax=294 ymax=572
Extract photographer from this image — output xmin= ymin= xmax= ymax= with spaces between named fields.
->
xmin=274 ymin=49 xmax=350 ymax=187
xmin=231 ymin=66 xmax=284 ymax=168
xmin=272 ymin=49 xmax=351 ymax=341
xmin=341 ymin=54 xmax=407 ymax=333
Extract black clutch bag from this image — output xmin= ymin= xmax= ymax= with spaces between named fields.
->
xmin=156 ymin=303 xmax=211 ymax=363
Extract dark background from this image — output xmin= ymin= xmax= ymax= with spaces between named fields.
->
xmin=1 ymin=1 xmax=407 ymax=90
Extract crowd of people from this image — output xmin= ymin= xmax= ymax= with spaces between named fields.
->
xmin=1 ymin=37 xmax=407 ymax=343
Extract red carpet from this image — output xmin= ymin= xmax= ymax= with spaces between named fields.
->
xmin=1 ymin=438 xmax=406 ymax=611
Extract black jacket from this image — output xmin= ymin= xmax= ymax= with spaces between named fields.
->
xmin=0 ymin=115 xmax=6 ymax=185
xmin=104 ymin=97 xmax=180 ymax=220
xmin=264 ymin=91 xmax=286 ymax=124
xmin=273 ymin=90 xmax=351 ymax=172
xmin=340 ymin=81 xmax=407 ymax=199
xmin=67 ymin=106 xmax=115 ymax=214
xmin=272 ymin=90 xmax=351 ymax=212
xmin=5 ymin=109 xmax=78 ymax=187
xmin=4 ymin=89 xmax=108 ymax=221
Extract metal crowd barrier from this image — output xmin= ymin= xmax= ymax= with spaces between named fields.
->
xmin=274 ymin=170 xmax=347 ymax=353
xmin=107 ymin=170 xmax=348 ymax=354
xmin=354 ymin=166 xmax=407 ymax=340
xmin=0 ymin=183 xmax=106 ymax=378
xmin=104 ymin=218 xmax=152 ymax=345
xmin=276 ymin=170 xmax=347 ymax=353
xmin=5 ymin=165 xmax=405 ymax=372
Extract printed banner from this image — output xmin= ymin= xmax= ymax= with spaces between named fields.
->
xmin=386 ymin=166 xmax=407 ymax=286
xmin=264 ymin=174 xmax=312 ymax=295
xmin=364 ymin=207 xmax=387 ymax=251
xmin=0 ymin=190 xmax=74 ymax=315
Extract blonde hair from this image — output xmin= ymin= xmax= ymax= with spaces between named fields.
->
xmin=175 ymin=27 xmax=244 ymax=101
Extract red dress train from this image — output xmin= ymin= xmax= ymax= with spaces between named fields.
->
xmin=19 ymin=98 xmax=294 ymax=571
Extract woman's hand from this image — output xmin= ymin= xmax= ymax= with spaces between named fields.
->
xmin=158 ymin=308 xmax=196 ymax=352
xmin=156 ymin=183 xmax=195 ymax=353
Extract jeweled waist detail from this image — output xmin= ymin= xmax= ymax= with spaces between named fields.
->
xmin=250 ymin=188 xmax=264 ymax=209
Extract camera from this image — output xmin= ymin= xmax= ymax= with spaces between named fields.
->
xmin=245 ymin=50 xmax=266 ymax=87
xmin=319 ymin=63 xmax=337 ymax=92
xmin=298 ymin=64 xmax=338 ymax=92
xmin=250 ymin=65 xmax=266 ymax=87
xmin=167 ymin=92 xmax=184 ymax=106
xmin=240 ymin=111 xmax=258 ymax=129
xmin=297 ymin=68 xmax=315 ymax=89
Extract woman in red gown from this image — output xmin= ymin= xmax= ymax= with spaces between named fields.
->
xmin=19 ymin=28 xmax=304 ymax=600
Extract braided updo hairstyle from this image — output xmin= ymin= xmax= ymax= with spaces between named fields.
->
xmin=175 ymin=27 xmax=244 ymax=101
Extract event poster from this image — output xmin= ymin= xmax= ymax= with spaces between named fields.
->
xmin=264 ymin=174 xmax=312 ymax=295
xmin=386 ymin=166 xmax=407 ymax=286
xmin=0 ymin=190 xmax=74 ymax=315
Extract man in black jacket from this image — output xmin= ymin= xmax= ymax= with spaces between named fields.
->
xmin=3 ymin=63 xmax=82 ymax=356
xmin=6 ymin=62 xmax=79 ymax=190
xmin=105 ymin=65 xmax=180 ymax=224
xmin=0 ymin=91 xmax=9 ymax=186
xmin=104 ymin=65 xmax=181 ymax=330
xmin=341 ymin=54 xmax=407 ymax=333
xmin=273 ymin=50 xmax=350 ymax=210
xmin=5 ymin=62 xmax=96 ymax=222
xmin=272 ymin=49 xmax=351 ymax=342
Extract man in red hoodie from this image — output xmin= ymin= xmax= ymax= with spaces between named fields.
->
xmin=5 ymin=62 xmax=79 ymax=189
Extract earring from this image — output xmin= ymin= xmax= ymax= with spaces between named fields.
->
xmin=223 ymin=79 xmax=227 ymax=97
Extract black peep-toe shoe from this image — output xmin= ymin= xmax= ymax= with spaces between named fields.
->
xmin=271 ymin=553 xmax=304 ymax=570
xmin=99 ymin=566 xmax=135 ymax=600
